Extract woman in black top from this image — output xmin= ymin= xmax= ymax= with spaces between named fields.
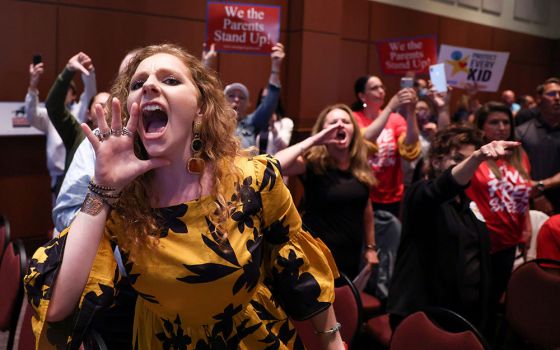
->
xmin=387 ymin=124 xmax=521 ymax=333
xmin=276 ymin=104 xmax=378 ymax=278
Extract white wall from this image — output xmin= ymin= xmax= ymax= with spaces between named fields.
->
xmin=370 ymin=0 xmax=560 ymax=39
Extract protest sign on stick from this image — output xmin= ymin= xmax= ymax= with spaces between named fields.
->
xmin=438 ymin=44 xmax=510 ymax=92
xmin=206 ymin=2 xmax=281 ymax=55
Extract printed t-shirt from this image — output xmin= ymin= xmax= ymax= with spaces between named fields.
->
xmin=466 ymin=156 xmax=531 ymax=253
xmin=354 ymin=110 xmax=407 ymax=204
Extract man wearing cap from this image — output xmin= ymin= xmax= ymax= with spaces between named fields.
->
xmin=224 ymin=42 xmax=285 ymax=149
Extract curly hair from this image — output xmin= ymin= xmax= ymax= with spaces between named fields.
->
xmin=107 ymin=43 xmax=244 ymax=258
xmin=304 ymin=104 xmax=377 ymax=188
xmin=474 ymin=101 xmax=530 ymax=181
xmin=425 ymin=123 xmax=483 ymax=179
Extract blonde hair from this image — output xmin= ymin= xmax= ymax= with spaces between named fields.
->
xmin=108 ymin=43 xmax=244 ymax=257
xmin=304 ymin=104 xmax=377 ymax=188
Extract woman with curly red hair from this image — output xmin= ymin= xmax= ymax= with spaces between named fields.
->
xmin=25 ymin=44 xmax=343 ymax=350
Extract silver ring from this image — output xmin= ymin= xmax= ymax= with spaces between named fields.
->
xmin=94 ymin=129 xmax=104 ymax=142
xmin=122 ymin=127 xmax=134 ymax=137
xmin=110 ymin=128 xmax=123 ymax=136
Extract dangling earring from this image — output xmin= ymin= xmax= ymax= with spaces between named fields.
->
xmin=187 ymin=119 xmax=205 ymax=174
xmin=362 ymin=102 xmax=367 ymax=109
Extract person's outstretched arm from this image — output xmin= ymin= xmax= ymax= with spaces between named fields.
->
xmin=275 ymin=122 xmax=340 ymax=176
xmin=452 ymin=140 xmax=520 ymax=185
xmin=45 ymin=52 xmax=92 ymax=153
xmin=75 ymin=65 xmax=97 ymax=123
xmin=25 ymin=62 xmax=49 ymax=131
xmin=248 ymin=43 xmax=285 ymax=131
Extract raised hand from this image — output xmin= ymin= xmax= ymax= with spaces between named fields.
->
xmin=387 ymin=88 xmax=417 ymax=112
xmin=427 ymin=81 xmax=452 ymax=109
xmin=81 ymin=98 xmax=170 ymax=191
xmin=270 ymin=43 xmax=285 ymax=70
xmin=478 ymin=140 xmax=520 ymax=160
xmin=311 ymin=122 xmax=342 ymax=146
xmin=201 ymin=43 xmax=217 ymax=67
xmin=29 ymin=62 xmax=44 ymax=90
xmin=66 ymin=52 xmax=93 ymax=76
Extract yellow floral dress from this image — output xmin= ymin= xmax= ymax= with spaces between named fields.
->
xmin=24 ymin=155 xmax=338 ymax=349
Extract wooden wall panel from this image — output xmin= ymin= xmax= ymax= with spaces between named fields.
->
xmin=438 ymin=17 xmax=493 ymax=49
xmin=493 ymin=29 xmax=553 ymax=65
xmin=302 ymin=0 xmax=343 ymax=34
xmin=0 ymin=1 xmax=57 ymax=101
xmin=341 ymin=0 xmax=370 ymax=41
xmin=56 ymin=6 xmax=207 ymax=92
xmin=298 ymin=31 xmax=341 ymax=128
xmin=285 ymin=31 xmax=303 ymax=127
xmin=338 ymin=41 xmax=369 ymax=105
xmin=0 ymin=136 xmax=52 ymax=242
xmin=58 ymin=0 xmax=207 ymax=20
xmin=370 ymin=2 xmax=440 ymax=40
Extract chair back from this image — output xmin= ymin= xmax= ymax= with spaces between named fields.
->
xmin=17 ymin=301 xmax=35 ymax=350
xmin=390 ymin=308 xmax=488 ymax=350
xmin=291 ymin=274 xmax=362 ymax=349
xmin=527 ymin=210 xmax=549 ymax=260
xmin=0 ymin=214 xmax=10 ymax=258
xmin=83 ymin=329 xmax=109 ymax=350
xmin=505 ymin=259 xmax=560 ymax=347
xmin=333 ymin=273 xmax=362 ymax=348
xmin=0 ymin=239 xmax=27 ymax=350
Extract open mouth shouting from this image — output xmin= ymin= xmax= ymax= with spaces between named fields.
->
xmin=141 ymin=103 xmax=168 ymax=138
xmin=336 ymin=129 xmax=347 ymax=142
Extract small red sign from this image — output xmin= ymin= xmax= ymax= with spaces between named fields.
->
xmin=206 ymin=2 xmax=281 ymax=55
xmin=376 ymin=35 xmax=438 ymax=75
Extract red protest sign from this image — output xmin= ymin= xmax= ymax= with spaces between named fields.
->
xmin=376 ymin=35 xmax=438 ymax=75
xmin=206 ymin=2 xmax=281 ymax=55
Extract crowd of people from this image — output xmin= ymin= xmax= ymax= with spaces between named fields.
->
xmin=20 ymin=40 xmax=560 ymax=350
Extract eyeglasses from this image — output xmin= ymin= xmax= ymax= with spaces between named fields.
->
xmin=544 ymin=90 xmax=560 ymax=98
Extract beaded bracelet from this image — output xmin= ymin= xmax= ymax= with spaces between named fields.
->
xmin=314 ymin=322 xmax=342 ymax=335
xmin=87 ymin=179 xmax=121 ymax=206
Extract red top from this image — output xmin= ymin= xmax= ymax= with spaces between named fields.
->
xmin=537 ymin=214 xmax=560 ymax=263
xmin=465 ymin=155 xmax=531 ymax=253
xmin=354 ymin=110 xmax=407 ymax=204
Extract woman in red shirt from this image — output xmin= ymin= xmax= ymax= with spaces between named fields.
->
xmin=465 ymin=102 xmax=532 ymax=316
xmin=351 ymin=75 xmax=421 ymax=217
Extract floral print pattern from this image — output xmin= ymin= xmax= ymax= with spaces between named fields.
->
xmin=24 ymin=156 xmax=337 ymax=349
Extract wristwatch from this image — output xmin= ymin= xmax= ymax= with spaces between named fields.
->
xmin=536 ymin=180 xmax=546 ymax=192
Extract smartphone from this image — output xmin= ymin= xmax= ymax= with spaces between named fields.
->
xmin=429 ymin=63 xmax=447 ymax=93
xmin=32 ymin=54 xmax=42 ymax=65
xmin=400 ymin=77 xmax=414 ymax=89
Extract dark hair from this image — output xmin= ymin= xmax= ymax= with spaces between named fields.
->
xmin=256 ymin=87 xmax=285 ymax=118
xmin=475 ymin=101 xmax=514 ymax=141
xmin=426 ymin=123 xmax=483 ymax=179
xmin=517 ymin=95 xmax=535 ymax=109
xmin=537 ymin=77 xmax=560 ymax=96
xmin=416 ymin=96 xmax=437 ymax=123
xmin=351 ymin=75 xmax=372 ymax=111
xmin=474 ymin=101 xmax=530 ymax=181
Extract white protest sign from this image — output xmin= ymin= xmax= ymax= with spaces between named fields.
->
xmin=438 ymin=44 xmax=510 ymax=92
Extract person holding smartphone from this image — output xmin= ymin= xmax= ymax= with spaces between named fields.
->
xmin=351 ymin=75 xmax=421 ymax=218
xmin=25 ymin=57 xmax=67 ymax=197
